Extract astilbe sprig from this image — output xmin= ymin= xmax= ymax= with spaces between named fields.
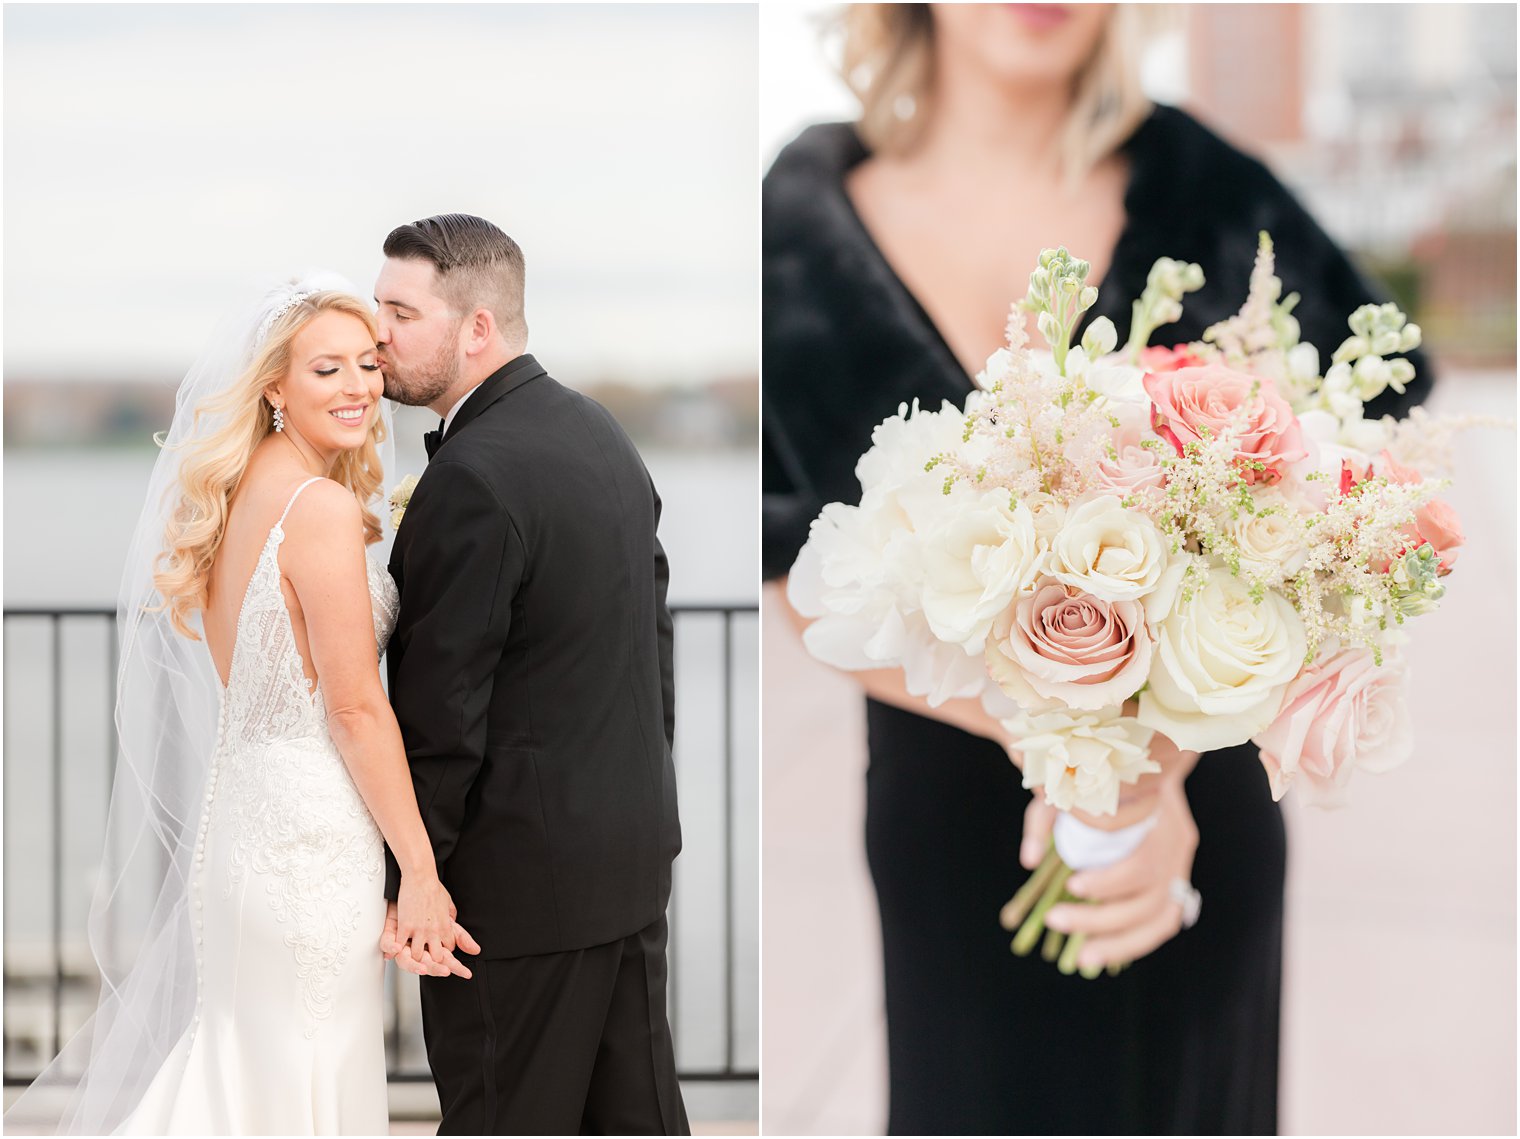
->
xmin=931 ymin=315 xmax=1117 ymax=503
xmin=1202 ymin=232 xmax=1302 ymax=375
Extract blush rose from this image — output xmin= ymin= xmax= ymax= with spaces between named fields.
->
xmin=986 ymin=580 xmax=1153 ymax=712
xmin=1252 ymin=645 xmax=1413 ymax=806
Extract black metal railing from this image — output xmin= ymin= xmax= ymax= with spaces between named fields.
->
xmin=2 ymin=603 xmax=758 ymax=1087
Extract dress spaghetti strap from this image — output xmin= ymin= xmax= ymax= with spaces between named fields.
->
xmin=276 ymin=476 xmax=326 ymax=529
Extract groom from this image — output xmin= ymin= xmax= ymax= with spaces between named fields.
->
xmin=373 ymin=213 xmax=687 ymax=1135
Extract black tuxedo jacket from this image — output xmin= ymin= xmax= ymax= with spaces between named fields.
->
xmin=384 ymin=354 xmax=681 ymax=959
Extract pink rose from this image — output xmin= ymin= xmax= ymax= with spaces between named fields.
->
xmin=1404 ymin=497 xmax=1464 ymax=574
xmin=1139 ymin=344 xmax=1208 ymax=373
xmin=1360 ymin=451 xmax=1463 ymax=575
xmin=1143 ymin=363 xmax=1308 ymax=485
xmin=1339 ymin=458 xmax=1373 ymax=498
xmin=985 ymin=580 xmax=1153 ymax=712
xmin=1376 ymin=449 xmax=1421 ymax=485
xmin=1091 ymin=403 xmax=1168 ymax=496
xmin=1253 ymin=646 xmax=1413 ymax=806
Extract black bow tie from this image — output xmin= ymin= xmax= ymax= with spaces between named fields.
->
xmin=424 ymin=419 xmax=446 ymax=459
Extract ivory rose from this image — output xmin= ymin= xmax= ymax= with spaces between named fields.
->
xmin=1224 ymin=489 xmax=1310 ymax=584
xmin=1138 ymin=565 xmax=1307 ymax=751
xmin=1143 ymin=363 xmax=1307 ymax=484
xmin=1046 ymin=495 xmax=1171 ymax=603
xmin=985 ymin=581 xmax=1153 ymax=712
xmin=1252 ymin=645 xmax=1413 ymax=806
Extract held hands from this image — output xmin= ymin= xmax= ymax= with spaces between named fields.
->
xmin=380 ymin=878 xmax=482 ymax=978
xmin=1019 ymin=771 xmax=1199 ymax=971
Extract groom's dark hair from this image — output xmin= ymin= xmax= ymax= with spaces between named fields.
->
xmin=384 ymin=213 xmax=528 ymax=343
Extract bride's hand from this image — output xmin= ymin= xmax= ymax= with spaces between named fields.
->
xmin=1067 ymin=730 xmax=1201 ymax=833
xmin=395 ymin=877 xmax=479 ymax=978
xmin=382 ymin=900 xmax=481 ymax=978
xmin=1042 ymin=776 xmax=1200 ymax=970
xmin=1013 ymin=728 xmax=1199 ymax=860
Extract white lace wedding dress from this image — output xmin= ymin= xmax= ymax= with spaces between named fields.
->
xmin=121 ymin=478 xmax=400 ymax=1135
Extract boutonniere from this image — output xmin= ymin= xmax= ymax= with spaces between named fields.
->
xmin=387 ymin=474 xmax=421 ymax=530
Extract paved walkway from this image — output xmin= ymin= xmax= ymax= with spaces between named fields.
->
xmin=760 ymin=372 xmax=1516 ymax=1135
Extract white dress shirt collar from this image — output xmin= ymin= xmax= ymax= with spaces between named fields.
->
xmin=441 ymin=381 xmax=486 ymax=436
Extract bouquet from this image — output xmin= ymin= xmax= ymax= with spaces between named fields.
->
xmin=787 ymin=234 xmax=1476 ymax=976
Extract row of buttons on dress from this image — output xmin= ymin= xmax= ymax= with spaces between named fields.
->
xmin=188 ymin=705 xmax=228 ymax=1038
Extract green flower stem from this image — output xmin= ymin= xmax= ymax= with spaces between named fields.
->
xmin=999 ymin=841 xmax=1134 ymax=980
xmin=1012 ymin=862 xmax=1073 ymax=956
xmin=1057 ymin=930 xmax=1086 ymax=975
xmin=1051 ymin=304 xmax=1072 ymax=377
xmin=999 ymin=843 xmax=1063 ymax=931
xmin=1042 ymin=927 xmax=1065 ymax=962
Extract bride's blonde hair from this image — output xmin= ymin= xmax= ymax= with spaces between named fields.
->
xmin=836 ymin=4 xmax=1171 ymax=185
xmin=152 ymin=291 xmax=386 ymax=640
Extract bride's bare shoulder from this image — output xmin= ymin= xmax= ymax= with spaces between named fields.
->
xmin=277 ymin=477 xmax=360 ymax=535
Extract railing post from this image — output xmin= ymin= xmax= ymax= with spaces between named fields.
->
xmin=723 ymin=609 xmax=735 ymax=1077
xmin=52 ymin=616 xmax=65 ymax=1061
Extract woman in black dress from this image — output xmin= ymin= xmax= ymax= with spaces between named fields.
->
xmin=762 ymin=6 xmax=1431 ymax=1134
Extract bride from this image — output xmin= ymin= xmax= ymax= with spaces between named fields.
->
xmin=6 ymin=275 xmax=478 ymax=1135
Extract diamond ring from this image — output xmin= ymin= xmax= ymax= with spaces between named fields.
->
xmin=1169 ymin=877 xmax=1202 ymax=929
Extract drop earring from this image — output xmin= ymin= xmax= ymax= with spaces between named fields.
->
xmin=272 ymin=405 xmax=285 ymax=432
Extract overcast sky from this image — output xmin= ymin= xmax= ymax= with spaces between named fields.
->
xmin=4 ymin=4 xmax=758 ymax=388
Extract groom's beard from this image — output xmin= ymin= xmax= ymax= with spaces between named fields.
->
xmin=381 ymin=334 xmax=461 ymax=408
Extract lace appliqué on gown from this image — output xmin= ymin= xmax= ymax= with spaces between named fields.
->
xmin=216 ymin=504 xmax=400 ymax=1034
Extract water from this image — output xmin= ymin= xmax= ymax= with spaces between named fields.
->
xmin=2 ymin=444 xmax=759 ymax=1077
xmin=2 ymin=444 xmax=758 ymax=607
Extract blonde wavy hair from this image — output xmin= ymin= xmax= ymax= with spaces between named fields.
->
xmin=836 ymin=4 xmax=1171 ymax=184
xmin=152 ymin=291 xmax=387 ymax=640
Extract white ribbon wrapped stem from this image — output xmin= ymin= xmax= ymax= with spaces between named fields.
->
xmin=1053 ymin=810 xmax=1158 ymax=871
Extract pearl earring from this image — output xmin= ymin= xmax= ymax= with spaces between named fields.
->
xmin=272 ymin=405 xmax=285 ymax=433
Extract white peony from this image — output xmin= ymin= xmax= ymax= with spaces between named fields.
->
xmin=1138 ymin=565 xmax=1307 ymax=751
xmin=788 ymin=399 xmax=995 ymax=707
xmin=918 ymin=493 xmax=1044 ymax=652
xmin=1003 ymin=707 xmax=1159 ymax=816
xmin=1046 ymin=494 xmax=1172 ymax=603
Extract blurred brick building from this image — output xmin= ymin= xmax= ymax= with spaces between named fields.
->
xmin=1183 ymin=3 xmax=1516 ymax=368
